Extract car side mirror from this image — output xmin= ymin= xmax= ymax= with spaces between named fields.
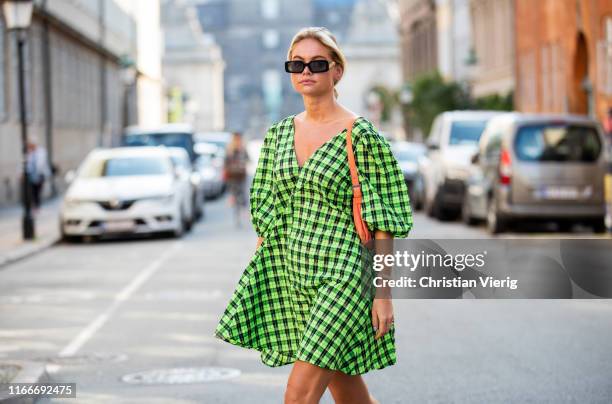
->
xmin=64 ymin=170 xmax=76 ymax=184
xmin=471 ymin=153 xmax=480 ymax=165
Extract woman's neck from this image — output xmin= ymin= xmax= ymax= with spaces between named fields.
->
xmin=302 ymin=95 xmax=343 ymax=123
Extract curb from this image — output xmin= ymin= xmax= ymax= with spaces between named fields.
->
xmin=0 ymin=236 xmax=62 ymax=271
xmin=0 ymin=360 xmax=50 ymax=404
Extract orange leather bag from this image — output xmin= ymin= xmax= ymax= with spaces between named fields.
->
xmin=345 ymin=118 xmax=374 ymax=246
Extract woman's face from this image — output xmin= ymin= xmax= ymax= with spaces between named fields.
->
xmin=289 ymin=38 xmax=342 ymax=98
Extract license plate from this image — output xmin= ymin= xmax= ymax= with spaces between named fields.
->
xmin=103 ymin=220 xmax=135 ymax=232
xmin=534 ymin=186 xmax=579 ymax=200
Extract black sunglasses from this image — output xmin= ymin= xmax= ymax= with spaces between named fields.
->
xmin=285 ymin=59 xmax=335 ymax=73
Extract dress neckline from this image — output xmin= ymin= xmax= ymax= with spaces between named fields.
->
xmin=291 ymin=114 xmax=363 ymax=170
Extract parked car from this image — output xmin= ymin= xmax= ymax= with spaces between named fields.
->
xmin=391 ymin=141 xmax=427 ymax=209
xmin=194 ymin=141 xmax=225 ymax=199
xmin=59 ymin=147 xmax=192 ymax=242
xmin=167 ymin=147 xmax=203 ymax=223
xmin=194 ymin=131 xmax=233 ymax=159
xmin=420 ymin=110 xmax=504 ymax=220
xmin=122 ymin=124 xmax=198 ymax=163
xmin=194 ymin=154 xmax=224 ymax=200
xmin=462 ymin=113 xmax=607 ymax=234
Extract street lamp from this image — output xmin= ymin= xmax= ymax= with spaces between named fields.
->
xmin=2 ymin=0 xmax=35 ymax=240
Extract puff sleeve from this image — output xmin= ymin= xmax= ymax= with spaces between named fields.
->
xmin=249 ymin=125 xmax=277 ymax=238
xmin=353 ymin=125 xmax=414 ymax=239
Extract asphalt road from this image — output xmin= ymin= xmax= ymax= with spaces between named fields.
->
xmin=0 ymin=195 xmax=611 ymax=403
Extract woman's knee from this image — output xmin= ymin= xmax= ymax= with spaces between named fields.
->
xmin=284 ymin=380 xmax=320 ymax=404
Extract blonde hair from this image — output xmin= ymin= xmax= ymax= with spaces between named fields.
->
xmin=286 ymin=27 xmax=346 ymax=99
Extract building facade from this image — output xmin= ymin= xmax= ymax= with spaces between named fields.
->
xmin=162 ymin=0 xmax=225 ymax=132
xmin=436 ymin=0 xmax=473 ymax=83
xmin=469 ymin=0 xmax=514 ymax=98
xmin=337 ymin=0 xmax=403 ymax=137
xmin=515 ymin=0 xmax=612 ymax=123
xmin=398 ymin=0 xmax=438 ymax=81
xmin=0 ymin=0 xmax=163 ymax=206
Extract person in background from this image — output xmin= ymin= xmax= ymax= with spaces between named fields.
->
xmin=25 ymin=135 xmax=52 ymax=216
xmin=224 ymin=132 xmax=250 ymax=227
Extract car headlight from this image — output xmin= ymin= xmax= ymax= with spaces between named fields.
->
xmin=142 ymin=194 xmax=175 ymax=204
xmin=63 ymin=197 xmax=88 ymax=208
xmin=445 ymin=165 xmax=470 ymax=181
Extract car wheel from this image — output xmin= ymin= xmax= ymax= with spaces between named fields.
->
xmin=431 ymin=190 xmax=450 ymax=221
xmin=462 ymin=194 xmax=478 ymax=226
xmin=590 ymin=217 xmax=606 ymax=233
xmin=173 ymin=210 xmax=186 ymax=238
xmin=486 ymin=196 xmax=507 ymax=234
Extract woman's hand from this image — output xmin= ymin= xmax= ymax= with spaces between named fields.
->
xmin=372 ymin=298 xmax=394 ymax=340
xmin=256 ymin=236 xmax=264 ymax=250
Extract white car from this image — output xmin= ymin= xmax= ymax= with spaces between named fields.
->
xmin=59 ymin=147 xmax=192 ymax=241
xmin=167 ymin=147 xmax=200 ymax=225
xmin=421 ymin=110 xmax=504 ymax=220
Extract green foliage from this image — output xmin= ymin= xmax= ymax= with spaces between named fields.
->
xmin=403 ymin=71 xmax=514 ymax=138
xmin=369 ymin=85 xmax=396 ymax=123
xmin=473 ymin=91 xmax=514 ymax=111
xmin=406 ymin=71 xmax=469 ymax=137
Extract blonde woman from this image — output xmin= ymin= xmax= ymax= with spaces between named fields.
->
xmin=215 ymin=27 xmax=413 ymax=403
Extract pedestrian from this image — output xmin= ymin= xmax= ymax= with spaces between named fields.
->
xmin=223 ymin=132 xmax=250 ymax=227
xmin=25 ymin=135 xmax=52 ymax=216
xmin=214 ymin=27 xmax=413 ymax=403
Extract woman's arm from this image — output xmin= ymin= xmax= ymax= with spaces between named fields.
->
xmin=372 ymin=229 xmax=394 ymax=340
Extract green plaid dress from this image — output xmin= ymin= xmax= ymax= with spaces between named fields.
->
xmin=214 ymin=115 xmax=413 ymax=375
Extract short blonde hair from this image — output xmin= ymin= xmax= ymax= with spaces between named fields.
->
xmin=286 ymin=27 xmax=347 ymax=99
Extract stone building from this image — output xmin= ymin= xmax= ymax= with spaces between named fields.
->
xmin=468 ymin=0 xmax=514 ymax=98
xmin=515 ymin=0 xmax=612 ymax=123
xmin=0 ymin=0 xmax=163 ymax=206
xmin=398 ymin=0 xmax=438 ymax=81
xmin=162 ymin=0 xmax=225 ymax=132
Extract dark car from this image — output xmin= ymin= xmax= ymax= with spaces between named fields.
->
xmin=122 ymin=124 xmax=197 ymax=163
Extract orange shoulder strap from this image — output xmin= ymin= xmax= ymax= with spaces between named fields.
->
xmin=345 ymin=118 xmax=362 ymax=198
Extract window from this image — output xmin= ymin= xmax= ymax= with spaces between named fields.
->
xmin=261 ymin=0 xmax=279 ymax=19
xmin=0 ymin=15 xmax=5 ymax=120
xmin=514 ymin=124 xmax=602 ymax=162
xmin=262 ymin=69 xmax=281 ymax=121
xmin=262 ymin=29 xmax=279 ymax=49
xmin=448 ymin=120 xmax=489 ymax=146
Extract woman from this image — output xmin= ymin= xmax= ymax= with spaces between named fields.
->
xmin=215 ymin=27 xmax=413 ymax=403
xmin=224 ymin=132 xmax=250 ymax=227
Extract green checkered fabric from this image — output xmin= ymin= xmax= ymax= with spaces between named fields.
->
xmin=214 ymin=115 xmax=414 ymax=375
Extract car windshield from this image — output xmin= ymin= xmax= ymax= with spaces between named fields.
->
xmin=449 ymin=120 xmax=489 ymax=145
xmin=122 ymin=132 xmax=195 ymax=160
xmin=394 ymin=148 xmax=425 ymax=162
xmin=515 ymin=124 xmax=602 ymax=162
xmin=79 ymin=156 xmax=172 ymax=178
xmin=170 ymin=155 xmax=191 ymax=170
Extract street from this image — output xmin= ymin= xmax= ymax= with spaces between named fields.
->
xmin=1 ymin=195 xmax=611 ymax=403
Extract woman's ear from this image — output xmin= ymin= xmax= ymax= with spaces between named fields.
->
xmin=334 ymin=64 xmax=343 ymax=84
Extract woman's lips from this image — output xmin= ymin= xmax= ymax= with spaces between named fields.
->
xmin=300 ymin=80 xmax=315 ymax=85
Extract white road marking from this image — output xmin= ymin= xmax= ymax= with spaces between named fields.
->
xmin=58 ymin=241 xmax=183 ymax=357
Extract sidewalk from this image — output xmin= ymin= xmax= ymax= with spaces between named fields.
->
xmin=0 ymin=196 xmax=63 ymax=269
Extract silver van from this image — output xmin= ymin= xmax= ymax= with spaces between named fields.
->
xmin=463 ymin=113 xmax=608 ymax=234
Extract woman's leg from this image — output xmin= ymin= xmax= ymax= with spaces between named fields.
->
xmin=285 ymin=360 xmax=335 ymax=404
xmin=328 ymin=371 xmax=376 ymax=404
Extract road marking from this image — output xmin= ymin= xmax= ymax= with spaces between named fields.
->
xmin=58 ymin=241 xmax=183 ymax=357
